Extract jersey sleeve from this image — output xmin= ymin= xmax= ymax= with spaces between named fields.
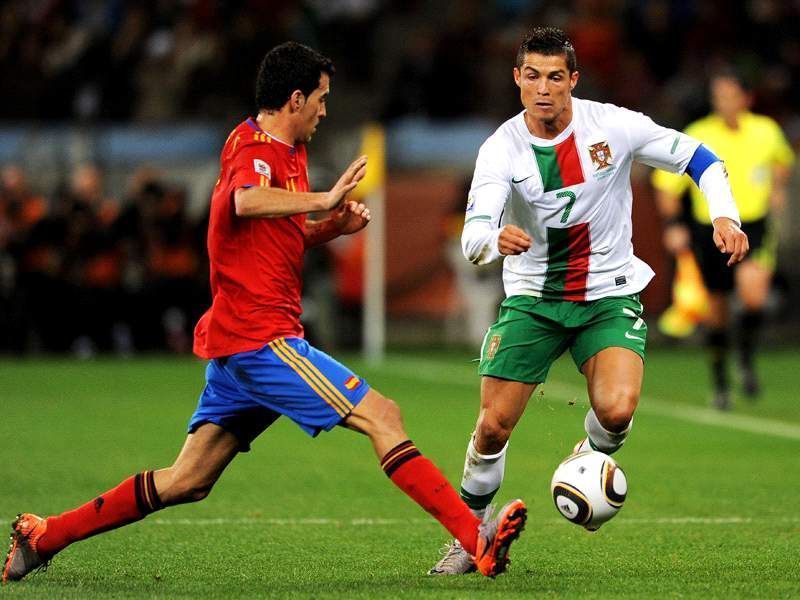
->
xmin=461 ymin=136 xmax=512 ymax=264
xmin=622 ymin=108 xmax=701 ymax=174
xmin=767 ymin=119 xmax=795 ymax=167
xmin=230 ymin=144 xmax=275 ymax=190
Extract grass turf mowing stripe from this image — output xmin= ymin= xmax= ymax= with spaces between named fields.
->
xmin=379 ymin=356 xmax=800 ymax=441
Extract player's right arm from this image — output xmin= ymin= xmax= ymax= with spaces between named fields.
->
xmin=234 ymin=155 xmax=367 ymax=218
xmin=461 ymin=138 xmax=531 ymax=264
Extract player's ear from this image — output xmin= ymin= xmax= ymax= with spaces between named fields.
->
xmin=513 ymin=67 xmax=521 ymax=88
xmin=569 ymin=70 xmax=579 ymax=91
xmin=289 ymin=89 xmax=306 ymax=112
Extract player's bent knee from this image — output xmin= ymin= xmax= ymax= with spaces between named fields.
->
xmin=596 ymin=392 xmax=638 ymax=432
xmin=476 ymin=415 xmax=513 ymax=453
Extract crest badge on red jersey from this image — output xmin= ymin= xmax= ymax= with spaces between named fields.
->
xmin=588 ymin=141 xmax=613 ymax=170
xmin=253 ymin=159 xmax=272 ymax=179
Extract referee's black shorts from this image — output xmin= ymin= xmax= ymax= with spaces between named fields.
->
xmin=691 ymin=217 xmax=770 ymax=292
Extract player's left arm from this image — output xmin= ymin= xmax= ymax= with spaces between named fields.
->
xmin=303 ymin=200 xmax=371 ymax=248
xmin=627 ymin=110 xmax=748 ymax=266
xmin=768 ymin=123 xmax=795 ymax=214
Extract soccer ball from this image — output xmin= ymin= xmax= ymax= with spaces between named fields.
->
xmin=550 ymin=450 xmax=627 ymax=531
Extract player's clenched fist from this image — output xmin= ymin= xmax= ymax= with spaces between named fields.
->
xmin=498 ymin=224 xmax=532 ymax=255
xmin=711 ymin=217 xmax=749 ymax=266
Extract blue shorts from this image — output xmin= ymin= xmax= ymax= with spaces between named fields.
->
xmin=188 ymin=337 xmax=371 ymax=451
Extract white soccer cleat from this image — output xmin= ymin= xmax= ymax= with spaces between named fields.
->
xmin=427 ymin=539 xmax=476 ymax=575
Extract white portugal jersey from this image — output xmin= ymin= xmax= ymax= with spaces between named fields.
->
xmin=463 ymin=97 xmax=700 ymax=301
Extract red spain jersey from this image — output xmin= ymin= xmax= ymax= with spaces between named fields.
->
xmin=194 ymin=117 xmax=310 ymax=359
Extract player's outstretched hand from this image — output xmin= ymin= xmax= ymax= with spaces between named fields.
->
xmin=498 ymin=224 xmax=532 ymax=256
xmin=332 ymin=200 xmax=371 ymax=235
xmin=325 ymin=155 xmax=367 ymax=210
xmin=712 ymin=217 xmax=749 ymax=266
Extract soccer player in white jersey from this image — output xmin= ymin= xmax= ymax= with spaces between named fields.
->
xmin=429 ymin=27 xmax=748 ymax=575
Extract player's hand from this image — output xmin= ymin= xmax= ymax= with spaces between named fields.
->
xmin=663 ymin=223 xmax=690 ymax=255
xmin=325 ymin=155 xmax=367 ymax=210
xmin=712 ymin=217 xmax=749 ymax=266
xmin=332 ymin=200 xmax=371 ymax=234
xmin=498 ymin=224 xmax=532 ymax=255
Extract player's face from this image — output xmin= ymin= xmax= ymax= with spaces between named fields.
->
xmin=514 ymin=53 xmax=578 ymax=127
xmin=298 ymin=73 xmax=330 ymax=142
xmin=710 ymin=76 xmax=750 ymax=122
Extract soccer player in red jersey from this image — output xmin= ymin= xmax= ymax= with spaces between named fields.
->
xmin=4 ymin=42 xmax=526 ymax=583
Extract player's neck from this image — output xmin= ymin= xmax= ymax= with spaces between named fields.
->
xmin=256 ymin=111 xmax=296 ymax=147
xmin=524 ymin=105 xmax=573 ymax=140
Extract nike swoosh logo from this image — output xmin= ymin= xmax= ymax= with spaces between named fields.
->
xmin=624 ymin=331 xmax=643 ymax=341
xmin=511 ymin=174 xmax=535 ymax=184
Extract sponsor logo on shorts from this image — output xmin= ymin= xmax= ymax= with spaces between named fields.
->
xmin=344 ymin=376 xmax=361 ymax=391
xmin=487 ymin=334 xmax=502 ymax=359
xmin=624 ymin=331 xmax=644 ymax=342
xmin=615 ymin=275 xmax=626 ymax=286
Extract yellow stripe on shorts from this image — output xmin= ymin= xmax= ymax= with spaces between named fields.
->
xmin=276 ymin=338 xmax=354 ymax=412
xmin=268 ymin=339 xmax=351 ymax=417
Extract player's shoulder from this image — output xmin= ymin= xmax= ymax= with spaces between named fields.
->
xmin=223 ymin=118 xmax=279 ymax=161
xmin=573 ymin=97 xmax=652 ymax=131
xmin=480 ymin=112 xmax=526 ymax=153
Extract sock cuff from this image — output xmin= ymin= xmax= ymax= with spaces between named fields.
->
xmin=381 ymin=440 xmax=421 ymax=477
xmin=134 ymin=471 xmax=164 ymax=514
xmin=468 ymin=434 xmax=508 ymax=462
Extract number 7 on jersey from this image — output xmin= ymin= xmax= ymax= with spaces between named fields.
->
xmin=556 ymin=190 xmax=577 ymax=224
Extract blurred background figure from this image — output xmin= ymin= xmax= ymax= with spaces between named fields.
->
xmin=652 ymin=71 xmax=795 ymax=410
xmin=0 ymin=0 xmax=798 ymax=356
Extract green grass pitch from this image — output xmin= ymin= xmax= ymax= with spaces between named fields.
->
xmin=2 ymin=348 xmax=799 ymax=598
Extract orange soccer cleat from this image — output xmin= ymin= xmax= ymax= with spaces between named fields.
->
xmin=2 ymin=513 xmax=50 ymax=583
xmin=473 ymin=499 xmax=527 ymax=578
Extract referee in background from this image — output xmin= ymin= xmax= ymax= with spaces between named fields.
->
xmin=653 ymin=69 xmax=794 ymax=410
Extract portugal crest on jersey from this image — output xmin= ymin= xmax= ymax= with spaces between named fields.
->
xmin=588 ymin=141 xmax=613 ymax=170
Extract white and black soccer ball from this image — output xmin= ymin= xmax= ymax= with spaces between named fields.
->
xmin=550 ymin=450 xmax=627 ymax=531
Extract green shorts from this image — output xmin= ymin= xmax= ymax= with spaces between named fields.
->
xmin=479 ymin=294 xmax=647 ymax=384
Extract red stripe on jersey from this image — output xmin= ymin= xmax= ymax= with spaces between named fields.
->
xmin=563 ymin=222 xmax=591 ymax=301
xmin=554 ymin=134 xmax=585 ymax=187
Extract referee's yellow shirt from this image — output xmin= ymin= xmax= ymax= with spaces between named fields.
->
xmin=652 ymin=111 xmax=795 ymax=224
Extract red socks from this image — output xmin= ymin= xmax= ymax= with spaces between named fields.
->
xmin=381 ymin=440 xmax=480 ymax=555
xmin=37 ymin=471 xmax=163 ymax=558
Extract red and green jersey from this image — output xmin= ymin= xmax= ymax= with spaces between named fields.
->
xmin=462 ymin=98 xmax=702 ymax=302
xmin=194 ymin=118 xmax=310 ymax=359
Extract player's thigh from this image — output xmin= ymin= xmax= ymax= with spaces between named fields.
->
xmin=189 ymin=357 xmax=282 ymax=452
xmin=570 ymin=295 xmax=647 ymax=372
xmin=343 ymin=389 xmax=407 ymax=457
xmin=735 ymin=260 xmax=772 ymax=308
xmin=170 ymin=423 xmax=240 ymax=481
xmin=476 ymin=376 xmax=537 ymax=440
xmin=478 ymin=295 xmax=572 ymax=385
xmin=154 ymin=423 xmax=240 ymax=502
xmin=232 ymin=337 xmax=371 ymax=438
xmin=581 ymin=347 xmax=643 ymax=423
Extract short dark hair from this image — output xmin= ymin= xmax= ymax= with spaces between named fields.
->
xmin=709 ymin=67 xmax=752 ymax=92
xmin=255 ymin=42 xmax=335 ymax=111
xmin=516 ymin=27 xmax=577 ymax=73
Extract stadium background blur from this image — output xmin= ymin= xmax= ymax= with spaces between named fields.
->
xmin=2 ymin=0 xmax=799 ymax=356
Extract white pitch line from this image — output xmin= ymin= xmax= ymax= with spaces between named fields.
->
xmin=377 ymin=356 xmax=800 ymax=441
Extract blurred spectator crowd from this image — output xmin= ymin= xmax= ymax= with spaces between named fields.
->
xmin=2 ymin=0 xmax=800 ymax=354
xmin=1 ymin=0 xmax=799 ymax=135
xmin=0 ymin=163 xmax=208 ymax=354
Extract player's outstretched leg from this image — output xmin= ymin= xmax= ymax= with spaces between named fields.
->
xmin=429 ymin=433 xmax=508 ymax=575
xmin=4 ymin=424 xmax=239 ymax=583
xmin=344 ymin=390 xmax=527 ymax=578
